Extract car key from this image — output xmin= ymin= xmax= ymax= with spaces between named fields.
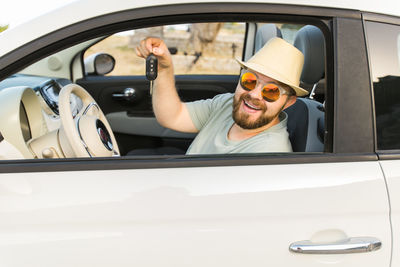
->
xmin=146 ymin=53 xmax=158 ymax=95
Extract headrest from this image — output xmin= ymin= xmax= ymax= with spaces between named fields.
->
xmin=293 ymin=25 xmax=325 ymax=85
xmin=254 ymin=24 xmax=282 ymax=53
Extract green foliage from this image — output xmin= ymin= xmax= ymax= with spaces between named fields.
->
xmin=0 ymin=25 xmax=9 ymax=33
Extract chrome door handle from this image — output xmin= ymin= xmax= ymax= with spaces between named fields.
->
xmin=289 ymin=237 xmax=382 ymax=254
xmin=112 ymin=87 xmax=136 ymax=101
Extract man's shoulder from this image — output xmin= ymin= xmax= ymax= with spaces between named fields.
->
xmin=213 ymin=93 xmax=234 ymax=104
xmin=210 ymin=93 xmax=234 ymax=112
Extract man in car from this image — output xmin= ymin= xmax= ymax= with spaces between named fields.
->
xmin=136 ymin=37 xmax=309 ymax=154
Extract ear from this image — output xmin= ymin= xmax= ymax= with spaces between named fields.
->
xmin=284 ymin=96 xmax=297 ymax=109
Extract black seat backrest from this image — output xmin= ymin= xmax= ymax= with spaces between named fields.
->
xmin=283 ymin=25 xmax=325 ymax=152
xmin=285 ymin=99 xmax=308 ymax=152
xmin=285 ymin=98 xmax=324 ymax=152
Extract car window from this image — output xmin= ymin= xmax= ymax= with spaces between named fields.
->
xmin=366 ymin=21 xmax=400 ymax=150
xmin=84 ymin=23 xmax=246 ymax=76
xmin=0 ymin=20 xmax=327 ymax=160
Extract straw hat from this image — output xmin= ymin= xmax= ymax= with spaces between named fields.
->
xmin=236 ymin=37 xmax=309 ymax=96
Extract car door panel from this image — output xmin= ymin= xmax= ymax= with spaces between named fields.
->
xmin=76 ymin=75 xmax=237 ymax=152
xmin=76 ymin=75 xmax=238 ymax=116
xmin=0 ymin=161 xmax=390 ymax=267
xmin=106 ymin=112 xmax=196 ymax=139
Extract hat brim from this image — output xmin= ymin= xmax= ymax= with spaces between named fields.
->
xmin=236 ymin=58 xmax=309 ymax=97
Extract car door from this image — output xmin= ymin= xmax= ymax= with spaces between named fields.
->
xmin=0 ymin=158 xmax=390 ymax=267
xmin=0 ymin=3 xmax=392 ymax=267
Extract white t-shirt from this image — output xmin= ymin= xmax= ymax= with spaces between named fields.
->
xmin=185 ymin=93 xmax=292 ymax=154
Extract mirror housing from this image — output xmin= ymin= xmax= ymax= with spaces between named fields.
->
xmin=84 ymin=53 xmax=115 ymax=75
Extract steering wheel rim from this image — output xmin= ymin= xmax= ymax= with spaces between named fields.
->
xmin=58 ymin=84 xmax=120 ymax=157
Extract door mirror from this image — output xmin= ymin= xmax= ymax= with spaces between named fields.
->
xmin=84 ymin=53 xmax=115 ymax=75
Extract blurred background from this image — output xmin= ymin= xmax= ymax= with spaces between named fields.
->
xmin=84 ymin=23 xmax=301 ymax=76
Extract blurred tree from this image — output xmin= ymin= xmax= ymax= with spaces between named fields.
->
xmin=0 ymin=25 xmax=9 ymax=33
xmin=189 ymin=23 xmax=222 ymax=52
xmin=186 ymin=23 xmax=222 ymax=69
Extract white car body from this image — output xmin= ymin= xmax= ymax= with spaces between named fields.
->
xmin=0 ymin=0 xmax=399 ymax=266
xmin=0 ymin=163 xmax=391 ymax=267
xmin=1 ymin=0 xmax=400 ymax=58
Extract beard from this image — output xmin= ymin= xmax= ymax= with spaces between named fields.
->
xmin=232 ymin=93 xmax=282 ymax=130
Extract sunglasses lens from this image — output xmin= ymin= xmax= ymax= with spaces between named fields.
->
xmin=240 ymin=72 xmax=257 ymax=91
xmin=262 ymin=83 xmax=280 ymax=102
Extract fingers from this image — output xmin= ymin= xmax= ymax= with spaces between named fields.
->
xmin=136 ymin=39 xmax=150 ymax=58
xmin=136 ymin=37 xmax=165 ymax=58
xmin=135 ymin=47 xmax=144 ymax=58
xmin=144 ymin=37 xmax=157 ymax=53
xmin=136 ymin=37 xmax=172 ymax=70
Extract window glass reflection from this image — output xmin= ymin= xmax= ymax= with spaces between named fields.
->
xmin=366 ymin=21 xmax=400 ymax=150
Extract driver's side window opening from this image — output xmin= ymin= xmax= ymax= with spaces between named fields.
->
xmin=0 ymin=20 xmax=328 ymax=160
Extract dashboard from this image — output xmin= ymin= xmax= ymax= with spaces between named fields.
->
xmin=38 ymin=79 xmax=61 ymax=115
xmin=0 ymin=74 xmax=84 ymax=159
xmin=19 ymin=102 xmax=31 ymax=142
xmin=37 ymin=79 xmax=83 ymax=118
xmin=0 ymin=73 xmax=83 ymax=119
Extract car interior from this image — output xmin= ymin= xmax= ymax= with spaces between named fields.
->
xmin=0 ymin=21 xmax=327 ymax=159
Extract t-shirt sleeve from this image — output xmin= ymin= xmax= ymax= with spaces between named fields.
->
xmin=185 ymin=93 xmax=233 ymax=131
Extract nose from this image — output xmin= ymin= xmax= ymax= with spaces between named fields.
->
xmin=247 ymin=83 xmax=264 ymax=100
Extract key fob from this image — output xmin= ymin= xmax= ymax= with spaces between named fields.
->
xmin=146 ymin=54 xmax=158 ymax=80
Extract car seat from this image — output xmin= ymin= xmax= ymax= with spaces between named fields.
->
xmin=254 ymin=24 xmax=282 ymax=52
xmin=284 ymin=25 xmax=325 ymax=152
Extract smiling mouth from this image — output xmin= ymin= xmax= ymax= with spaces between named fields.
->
xmin=243 ymin=100 xmax=262 ymax=111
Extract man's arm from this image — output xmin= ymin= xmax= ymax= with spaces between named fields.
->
xmin=136 ymin=37 xmax=198 ymax=133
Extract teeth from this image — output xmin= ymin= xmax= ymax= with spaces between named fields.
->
xmin=244 ymin=101 xmax=261 ymax=110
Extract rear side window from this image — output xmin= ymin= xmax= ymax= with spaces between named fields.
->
xmin=366 ymin=21 xmax=400 ymax=150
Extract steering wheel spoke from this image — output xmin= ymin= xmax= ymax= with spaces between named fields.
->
xmin=82 ymin=102 xmax=100 ymax=116
xmin=58 ymin=84 xmax=120 ymax=157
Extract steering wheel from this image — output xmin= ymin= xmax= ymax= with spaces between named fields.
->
xmin=58 ymin=84 xmax=120 ymax=157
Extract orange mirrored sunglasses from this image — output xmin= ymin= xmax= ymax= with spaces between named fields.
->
xmin=240 ymin=72 xmax=288 ymax=102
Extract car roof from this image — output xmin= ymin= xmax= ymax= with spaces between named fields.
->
xmin=0 ymin=0 xmax=399 ymax=58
